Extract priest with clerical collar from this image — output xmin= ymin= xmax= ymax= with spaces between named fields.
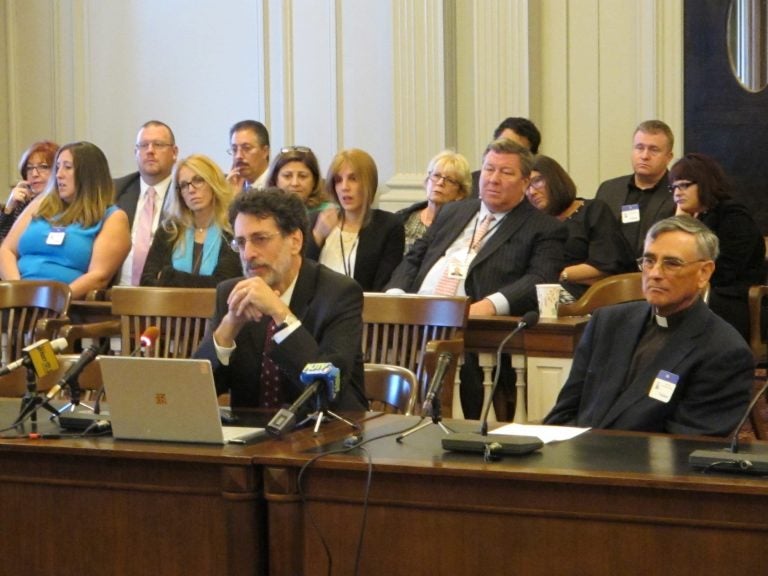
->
xmin=545 ymin=215 xmax=753 ymax=436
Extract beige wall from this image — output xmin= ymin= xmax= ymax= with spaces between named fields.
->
xmin=1 ymin=0 xmax=682 ymax=210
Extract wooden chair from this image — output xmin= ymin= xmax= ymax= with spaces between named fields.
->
xmin=747 ymin=285 xmax=768 ymax=439
xmin=60 ymin=286 xmax=217 ymax=358
xmin=362 ymin=293 xmax=468 ymax=416
xmin=557 ymin=272 xmax=644 ymax=317
xmin=364 ymin=363 xmax=418 ymax=414
xmin=0 ymin=280 xmax=72 ymax=396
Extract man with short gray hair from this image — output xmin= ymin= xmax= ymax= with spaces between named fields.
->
xmin=545 ymin=215 xmax=753 ymax=436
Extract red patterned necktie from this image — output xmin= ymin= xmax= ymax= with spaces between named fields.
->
xmin=434 ymin=213 xmax=495 ymax=296
xmin=259 ymin=319 xmax=283 ymax=407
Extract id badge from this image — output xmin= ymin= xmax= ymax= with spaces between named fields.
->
xmin=446 ymin=260 xmax=469 ymax=280
xmin=46 ymin=228 xmax=66 ymax=246
xmin=621 ymin=204 xmax=640 ymax=224
xmin=649 ymin=370 xmax=679 ymax=403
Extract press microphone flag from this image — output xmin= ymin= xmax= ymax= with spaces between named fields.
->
xmin=0 ymin=338 xmax=68 ymax=378
xmin=267 ymin=362 xmax=340 ymax=437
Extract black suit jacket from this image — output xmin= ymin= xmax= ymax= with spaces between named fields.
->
xmin=194 ymin=259 xmax=367 ymax=410
xmin=386 ymin=198 xmax=567 ymax=314
xmin=544 ymin=300 xmax=753 ymax=436
xmin=113 ymin=172 xmax=173 ymax=227
xmin=306 ymin=208 xmax=405 ymax=292
xmin=595 ymin=173 xmax=674 ymax=257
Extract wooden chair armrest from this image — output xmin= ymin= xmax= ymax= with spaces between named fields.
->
xmin=35 ymin=316 xmax=72 ymax=342
xmin=59 ymin=320 xmax=121 ymax=344
xmin=84 ymin=288 xmax=112 ymax=301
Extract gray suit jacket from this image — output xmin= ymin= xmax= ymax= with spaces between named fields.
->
xmin=544 ymin=299 xmax=753 ymax=436
xmin=386 ymin=198 xmax=567 ymax=314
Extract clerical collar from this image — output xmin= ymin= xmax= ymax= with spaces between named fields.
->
xmin=652 ymin=298 xmax=704 ymax=329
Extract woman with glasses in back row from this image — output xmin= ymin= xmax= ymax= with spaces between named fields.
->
xmin=140 ymin=154 xmax=241 ymax=287
xmin=525 ymin=155 xmax=636 ymax=300
xmin=306 ymin=148 xmax=405 ymax=291
xmin=668 ymin=153 xmax=765 ymax=339
xmin=0 ymin=141 xmax=59 ymax=243
xmin=396 ymin=150 xmax=472 ymax=254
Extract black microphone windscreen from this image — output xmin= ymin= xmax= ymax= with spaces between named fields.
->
xmin=521 ymin=310 xmax=539 ymax=328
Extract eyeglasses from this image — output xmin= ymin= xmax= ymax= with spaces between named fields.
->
xmin=636 ymin=256 xmax=707 ymax=274
xmin=280 ymin=146 xmax=312 ymax=155
xmin=227 ymin=144 xmax=260 ymax=156
xmin=527 ymin=176 xmax=546 ymax=190
xmin=668 ymin=181 xmax=696 ymax=193
xmin=26 ymin=164 xmax=51 ymax=175
xmin=178 ymin=175 xmax=206 ymax=193
xmin=230 ymin=232 xmax=281 ymax=252
xmin=428 ymin=172 xmax=460 ymax=187
xmin=136 ymin=141 xmax=174 ymax=151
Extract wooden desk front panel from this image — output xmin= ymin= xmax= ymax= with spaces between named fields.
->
xmin=0 ymin=443 xmax=264 ymax=576
xmin=262 ymin=417 xmax=768 ymax=576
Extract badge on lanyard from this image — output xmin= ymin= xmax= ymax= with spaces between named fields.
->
xmin=446 ymin=259 xmax=469 ymax=280
xmin=46 ymin=227 xmax=66 ymax=246
xmin=621 ymin=204 xmax=640 ymax=224
xmin=649 ymin=370 xmax=679 ymax=403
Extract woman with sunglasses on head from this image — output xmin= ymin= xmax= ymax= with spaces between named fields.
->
xmin=306 ymin=148 xmax=404 ymax=291
xmin=140 ymin=154 xmax=241 ymax=287
xmin=396 ymin=150 xmax=471 ymax=254
xmin=526 ymin=155 xmax=635 ymax=300
xmin=267 ymin=146 xmax=334 ymax=214
xmin=668 ymin=153 xmax=765 ymax=339
xmin=0 ymin=141 xmax=59 ymax=242
xmin=0 ymin=141 xmax=131 ymax=299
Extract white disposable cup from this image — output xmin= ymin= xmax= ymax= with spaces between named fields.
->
xmin=535 ymin=284 xmax=561 ymax=319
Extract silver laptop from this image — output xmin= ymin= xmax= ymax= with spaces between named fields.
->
xmin=98 ymin=356 xmax=264 ymax=444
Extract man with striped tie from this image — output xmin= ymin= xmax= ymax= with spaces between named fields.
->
xmin=386 ymin=138 xmax=566 ymax=418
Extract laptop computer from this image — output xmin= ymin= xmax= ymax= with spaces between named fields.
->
xmin=98 ymin=356 xmax=265 ymax=445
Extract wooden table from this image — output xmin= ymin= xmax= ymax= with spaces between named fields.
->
xmin=463 ymin=315 xmax=590 ymax=423
xmin=0 ymin=401 xmax=266 ymax=576
xmin=261 ymin=415 xmax=768 ymax=576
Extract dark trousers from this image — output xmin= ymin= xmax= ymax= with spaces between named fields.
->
xmin=459 ymin=352 xmax=517 ymax=420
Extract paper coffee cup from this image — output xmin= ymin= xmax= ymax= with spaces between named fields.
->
xmin=535 ymin=284 xmax=561 ymax=319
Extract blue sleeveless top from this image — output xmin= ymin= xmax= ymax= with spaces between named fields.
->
xmin=18 ymin=205 xmax=118 ymax=283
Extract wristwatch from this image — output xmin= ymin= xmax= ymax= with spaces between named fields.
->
xmin=275 ymin=313 xmax=299 ymax=332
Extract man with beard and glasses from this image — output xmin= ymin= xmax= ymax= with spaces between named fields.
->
xmin=195 ymin=188 xmax=366 ymax=410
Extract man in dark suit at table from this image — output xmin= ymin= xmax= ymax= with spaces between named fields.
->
xmin=113 ymin=120 xmax=178 ymax=285
xmin=386 ymin=138 xmax=567 ymax=418
xmin=545 ymin=216 xmax=753 ymax=436
xmin=195 ymin=188 xmax=367 ymax=411
xmin=596 ymin=119 xmax=676 ymax=257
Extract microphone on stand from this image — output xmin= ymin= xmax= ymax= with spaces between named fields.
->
xmin=442 ymin=310 xmax=544 ymax=458
xmin=43 ymin=342 xmax=102 ymax=403
xmin=130 ymin=326 xmax=160 ymax=357
xmin=689 ymin=379 xmax=768 ymax=474
xmin=266 ymin=363 xmax=340 ymax=437
xmin=0 ymin=338 xmax=68 ymax=377
xmin=421 ymin=352 xmax=453 ymax=418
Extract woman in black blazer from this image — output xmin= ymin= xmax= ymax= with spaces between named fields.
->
xmin=669 ymin=152 xmax=766 ymax=339
xmin=305 ymin=148 xmax=404 ymax=291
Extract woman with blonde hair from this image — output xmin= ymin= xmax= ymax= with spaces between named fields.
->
xmin=306 ymin=148 xmax=404 ymax=291
xmin=140 ymin=154 xmax=241 ymax=287
xmin=0 ymin=141 xmax=130 ymax=298
xmin=397 ymin=150 xmax=471 ymax=253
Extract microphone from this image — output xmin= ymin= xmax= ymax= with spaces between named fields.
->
xmin=442 ymin=310 xmax=544 ymax=458
xmin=0 ymin=338 xmax=68 ymax=377
xmin=421 ymin=351 xmax=453 ymax=417
xmin=266 ymin=362 xmax=340 ymax=437
xmin=689 ymin=379 xmax=768 ymax=474
xmin=43 ymin=342 xmax=102 ymax=403
xmin=130 ymin=326 xmax=160 ymax=357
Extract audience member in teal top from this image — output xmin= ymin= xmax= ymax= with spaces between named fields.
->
xmin=0 ymin=141 xmax=131 ymax=299
xmin=141 ymin=154 xmax=241 ymax=287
